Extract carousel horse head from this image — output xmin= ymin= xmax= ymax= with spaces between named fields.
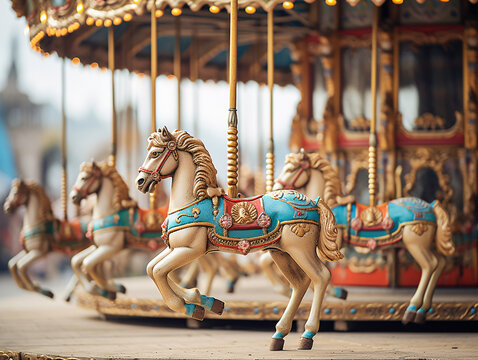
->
xmin=136 ymin=126 xmax=218 ymax=197
xmin=70 ymin=161 xmax=103 ymax=205
xmin=273 ymin=149 xmax=311 ymax=191
xmin=4 ymin=179 xmax=30 ymax=214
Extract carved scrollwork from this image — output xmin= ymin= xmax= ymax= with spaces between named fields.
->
xmin=402 ymin=148 xmax=454 ymax=206
xmin=345 ymin=150 xmax=369 ymax=194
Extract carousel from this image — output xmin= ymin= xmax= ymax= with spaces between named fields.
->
xmin=1 ymin=0 xmax=477 ymax=358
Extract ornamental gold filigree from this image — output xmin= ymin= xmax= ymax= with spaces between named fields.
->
xmin=361 ymin=207 xmax=383 ymax=227
xmin=231 ymin=202 xmax=258 ymax=224
xmin=410 ymin=223 xmax=428 ymax=236
xmin=290 ymin=223 xmax=310 ymax=237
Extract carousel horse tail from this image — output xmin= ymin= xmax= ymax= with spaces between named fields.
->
xmin=432 ymin=200 xmax=455 ymax=256
xmin=315 ymin=197 xmax=343 ymax=262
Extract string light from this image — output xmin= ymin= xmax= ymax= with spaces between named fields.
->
xmin=72 ymin=57 xmax=80 ymax=65
xmin=24 ymin=25 xmax=30 ymax=36
xmin=325 ymin=0 xmax=336 ymax=6
xmin=60 ymin=28 xmax=68 ymax=36
xmin=76 ymin=1 xmax=84 ymax=13
xmin=124 ymin=13 xmax=133 ymax=21
xmin=171 ymin=7 xmax=182 ymax=16
xmin=245 ymin=6 xmax=256 ymax=14
xmin=133 ymin=0 xmax=140 ymax=3
xmin=392 ymin=0 xmax=403 ymax=4
xmin=86 ymin=17 xmax=94 ymax=25
xmin=91 ymin=62 xmax=99 ymax=69
xmin=113 ymin=17 xmax=122 ymax=25
xmin=440 ymin=0 xmax=450 ymax=2
xmin=155 ymin=9 xmax=164 ymax=17
xmin=209 ymin=5 xmax=220 ymax=13
xmin=95 ymin=19 xmax=103 ymax=27
xmin=282 ymin=1 xmax=294 ymax=9
xmin=104 ymin=19 xmax=113 ymax=27
xmin=40 ymin=11 xmax=47 ymax=24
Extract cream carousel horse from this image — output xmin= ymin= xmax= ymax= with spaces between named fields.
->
xmin=70 ymin=160 xmax=229 ymax=299
xmin=274 ymin=150 xmax=455 ymax=324
xmin=4 ymin=179 xmax=90 ymax=298
xmin=136 ymin=127 xmax=342 ymax=351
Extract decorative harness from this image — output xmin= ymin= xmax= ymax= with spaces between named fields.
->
xmin=139 ymin=140 xmax=178 ymax=181
xmin=73 ymin=170 xmax=101 ymax=198
xmin=275 ymin=160 xmax=310 ymax=190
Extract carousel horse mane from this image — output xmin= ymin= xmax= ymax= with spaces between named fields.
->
xmin=148 ymin=129 xmax=219 ymax=200
xmin=285 ymin=152 xmax=352 ymax=207
xmin=80 ymin=161 xmax=132 ymax=212
xmin=23 ymin=181 xmax=55 ymax=221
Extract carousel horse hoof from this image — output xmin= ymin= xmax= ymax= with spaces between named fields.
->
xmin=40 ymin=289 xmax=54 ymax=299
xmin=116 ymin=284 xmax=127 ymax=294
xmin=414 ymin=308 xmax=427 ymax=324
xmin=402 ymin=305 xmax=418 ymax=325
xmin=226 ymin=278 xmax=238 ymax=293
xmin=185 ymin=304 xmax=205 ymax=321
xmin=270 ymin=337 xmax=285 ymax=351
xmin=200 ymin=295 xmax=224 ymax=315
xmin=298 ymin=337 xmax=314 ymax=350
xmin=100 ymin=289 xmax=116 ymax=301
xmin=335 ymin=287 xmax=348 ymax=300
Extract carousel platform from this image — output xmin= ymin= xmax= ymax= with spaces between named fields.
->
xmin=0 ymin=273 xmax=477 ymax=360
xmin=0 ymin=277 xmax=478 ymax=360
xmin=75 ymin=275 xmax=478 ymax=323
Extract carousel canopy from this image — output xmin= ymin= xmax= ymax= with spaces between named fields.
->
xmin=11 ymin=0 xmax=477 ymax=85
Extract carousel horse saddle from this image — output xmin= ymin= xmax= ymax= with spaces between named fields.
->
xmin=162 ymin=190 xmax=320 ymax=254
xmin=332 ymin=197 xmax=437 ymax=249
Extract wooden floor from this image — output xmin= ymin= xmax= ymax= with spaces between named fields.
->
xmin=1 ymin=275 xmax=477 ymax=359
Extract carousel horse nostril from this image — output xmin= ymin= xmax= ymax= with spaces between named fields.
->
xmin=137 ymin=178 xmax=145 ymax=186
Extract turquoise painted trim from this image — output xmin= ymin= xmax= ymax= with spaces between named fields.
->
xmin=23 ymin=221 xmax=55 ymax=239
xmin=165 ymin=191 xmax=320 ymax=240
xmin=428 ymin=308 xmax=435 ymax=314
xmin=407 ymin=305 xmax=418 ymax=312
xmin=272 ymin=332 xmax=284 ymax=339
xmin=200 ymin=295 xmax=215 ymax=311
xmin=332 ymin=197 xmax=436 ymax=240
xmin=302 ymin=330 xmax=315 ymax=339
xmin=334 ymin=287 xmax=344 ymax=298
xmin=185 ymin=303 xmax=196 ymax=317
xmin=91 ymin=209 xmax=130 ymax=232
xmin=417 ymin=308 xmax=427 ymax=314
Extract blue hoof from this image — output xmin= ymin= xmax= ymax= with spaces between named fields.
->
xmin=334 ymin=287 xmax=348 ymax=300
xmin=40 ymin=289 xmax=54 ymax=299
xmin=116 ymin=283 xmax=126 ymax=294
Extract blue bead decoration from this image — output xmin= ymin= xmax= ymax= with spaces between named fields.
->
xmin=470 ymin=308 xmax=476 ymax=315
xmin=407 ymin=305 xmax=417 ymax=312
xmin=153 ymin=305 xmax=159 ymax=310
xmin=427 ymin=308 xmax=435 ymax=314
xmin=254 ymin=307 xmax=259 ymax=314
xmin=225 ymin=306 xmax=230 ymax=312
xmin=350 ymin=308 xmax=356 ymax=314
xmin=272 ymin=332 xmax=284 ymax=339
xmin=302 ymin=330 xmax=315 ymax=339
xmin=324 ymin=308 xmax=331 ymax=314
xmin=389 ymin=307 xmax=396 ymax=314
xmin=131 ymin=304 xmax=137 ymax=309
xmin=273 ymin=307 xmax=279 ymax=314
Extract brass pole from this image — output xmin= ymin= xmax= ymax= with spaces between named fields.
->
xmin=108 ymin=27 xmax=117 ymax=168
xmin=150 ymin=2 xmax=158 ymax=209
xmin=227 ymin=0 xmax=239 ymax=198
xmin=265 ymin=9 xmax=275 ymax=193
xmin=61 ymin=58 xmax=67 ymax=221
xmin=369 ymin=6 xmax=379 ymax=207
xmin=190 ymin=34 xmax=199 ymax=136
xmin=175 ymin=16 xmax=181 ymax=130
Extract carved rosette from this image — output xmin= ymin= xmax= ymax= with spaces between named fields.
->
xmin=219 ymin=214 xmax=233 ymax=229
xmin=257 ymin=212 xmax=271 ymax=228
xmin=231 ymin=202 xmax=258 ymax=225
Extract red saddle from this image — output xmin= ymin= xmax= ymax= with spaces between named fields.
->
xmin=222 ymin=195 xmax=265 ymax=230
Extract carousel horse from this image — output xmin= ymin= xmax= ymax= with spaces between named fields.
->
xmin=70 ymin=160 xmax=227 ymax=299
xmin=3 ymin=179 xmax=91 ymax=298
xmin=273 ymin=150 xmax=455 ymax=325
xmin=136 ymin=126 xmax=343 ymax=351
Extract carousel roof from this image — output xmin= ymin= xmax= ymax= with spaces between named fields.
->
xmin=11 ymin=0 xmax=476 ymax=84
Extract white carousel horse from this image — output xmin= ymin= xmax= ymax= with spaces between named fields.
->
xmin=136 ymin=126 xmax=343 ymax=351
xmin=273 ymin=150 xmax=455 ymax=324
xmin=70 ymin=160 xmax=229 ymax=299
xmin=3 ymin=179 xmax=91 ymax=299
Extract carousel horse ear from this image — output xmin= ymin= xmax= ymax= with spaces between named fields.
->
xmin=91 ymin=160 xmax=100 ymax=170
xmin=161 ymin=126 xmax=172 ymax=140
xmin=299 ymin=148 xmax=307 ymax=159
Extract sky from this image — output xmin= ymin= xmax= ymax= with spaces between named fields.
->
xmin=0 ymin=1 xmax=300 ymax=191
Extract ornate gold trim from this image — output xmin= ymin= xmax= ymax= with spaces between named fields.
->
xmin=231 ymin=202 xmax=257 ymax=224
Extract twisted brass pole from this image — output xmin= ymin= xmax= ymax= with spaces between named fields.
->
xmin=175 ymin=16 xmax=181 ymax=130
xmin=265 ymin=9 xmax=275 ymax=193
xmin=108 ymin=27 xmax=116 ymax=168
xmin=227 ymin=0 xmax=239 ymax=198
xmin=369 ymin=6 xmax=379 ymax=207
xmin=150 ymin=2 xmax=158 ymax=209
xmin=61 ymin=58 xmax=67 ymax=221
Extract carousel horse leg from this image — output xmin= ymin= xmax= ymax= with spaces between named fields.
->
xmin=216 ymin=254 xmax=241 ymax=293
xmin=415 ymin=252 xmax=447 ymax=324
xmin=81 ymin=244 xmax=123 ymax=299
xmin=64 ymin=274 xmax=80 ymax=302
xmin=8 ymin=250 xmax=28 ymax=290
xmin=16 ymin=249 xmax=53 ymax=298
xmin=197 ymin=254 xmax=219 ymax=295
xmin=402 ymin=228 xmax=438 ymax=325
xmin=269 ymin=250 xmax=310 ymax=351
xmin=151 ymin=247 xmax=221 ymax=320
xmin=71 ymin=245 xmax=98 ymax=294
xmin=260 ymin=251 xmax=290 ymax=297
xmin=179 ymin=260 xmax=200 ymax=289
xmin=285 ymin=235 xmax=331 ymax=350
